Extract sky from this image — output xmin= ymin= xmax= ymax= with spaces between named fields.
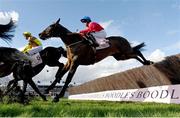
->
xmin=0 ymin=0 xmax=180 ymax=85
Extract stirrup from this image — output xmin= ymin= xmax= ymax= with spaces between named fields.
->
xmin=83 ymin=35 xmax=95 ymax=46
xmin=88 ymin=34 xmax=99 ymax=47
xmin=92 ymin=42 xmax=99 ymax=47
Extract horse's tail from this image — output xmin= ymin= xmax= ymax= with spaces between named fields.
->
xmin=58 ymin=47 xmax=67 ymax=58
xmin=0 ymin=19 xmax=16 ymax=43
xmin=133 ymin=42 xmax=145 ymax=52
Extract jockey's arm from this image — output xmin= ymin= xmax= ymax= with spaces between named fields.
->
xmin=22 ymin=44 xmax=32 ymax=53
xmin=79 ymin=28 xmax=91 ymax=35
xmin=29 ymin=37 xmax=42 ymax=47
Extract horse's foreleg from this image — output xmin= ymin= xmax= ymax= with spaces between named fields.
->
xmin=56 ymin=62 xmax=65 ymax=82
xmin=45 ymin=62 xmax=70 ymax=93
xmin=20 ymin=81 xmax=27 ymax=103
xmin=6 ymin=79 xmax=15 ymax=90
xmin=4 ymin=70 xmax=19 ymax=95
xmin=56 ymin=62 xmax=70 ymax=83
xmin=28 ymin=79 xmax=47 ymax=101
xmin=3 ymin=79 xmax=17 ymax=95
xmin=53 ymin=61 xmax=79 ymax=102
xmin=58 ymin=62 xmax=64 ymax=70
xmin=48 ymin=60 xmax=64 ymax=68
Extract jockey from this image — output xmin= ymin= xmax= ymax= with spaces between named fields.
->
xmin=22 ymin=32 xmax=43 ymax=55
xmin=79 ymin=16 xmax=107 ymax=47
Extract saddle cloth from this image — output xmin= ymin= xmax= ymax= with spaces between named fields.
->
xmin=29 ymin=53 xmax=43 ymax=67
xmin=96 ymin=38 xmax=110 ymax=50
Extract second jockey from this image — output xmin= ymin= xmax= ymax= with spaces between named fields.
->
xmin=22 ymin=32 xmax=43 ymax=55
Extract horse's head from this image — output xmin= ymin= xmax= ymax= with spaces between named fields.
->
xmin=39 ymin=18 xmax=71 ymax=41
xmin=39 ymin=19 xmax=61 ymax=40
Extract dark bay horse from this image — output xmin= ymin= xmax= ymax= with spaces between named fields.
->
xmin=0 ymin=19 xmax=48 ymax=102
xmin=0 ymin=47 xmax=48 ymax=102
xmin=39 ymin=18 xmax=153 ymax=102
xmin=30 ymin=46 xmax=66 ymax=78
xmin=5 ymin=46 xmax=66 ymax=101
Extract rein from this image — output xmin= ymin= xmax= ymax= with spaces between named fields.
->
xmin=66 ymin=40 xmax=84 ymax=48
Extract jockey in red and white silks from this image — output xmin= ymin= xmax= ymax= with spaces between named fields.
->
xmin=80 ymin=20 xmax=106 ymax=35
xmin=80 ymin=16 xmax=109 ymax=49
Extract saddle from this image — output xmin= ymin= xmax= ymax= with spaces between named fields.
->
xmin=83 ymin=34 xmax=111 ymax=64
xmin=83 ymin=34 xmax=110 ymax=50
xmin=83 ymin=34 xmax=99 ymax=47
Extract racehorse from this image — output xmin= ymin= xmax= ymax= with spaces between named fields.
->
xmin=0 ymin=19 xmax=49 ymax=102
xmin=0 ymin=48 xmax=47 ymax=102
xmin=39 ymin=18 xmax=153 ymax=102
xmin=5 ymin=46 xmax=67 ymax=101
xmin=1 ymin=19 xmax=67 ymax=103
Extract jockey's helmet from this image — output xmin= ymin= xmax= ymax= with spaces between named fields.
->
xmin=81 ymin=16 xmax=91 ymax=23
xmin=23 ymin=32 xmax=31 ymax=37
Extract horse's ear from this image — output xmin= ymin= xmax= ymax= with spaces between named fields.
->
xmin=56 ymin=18 xmax=60 ymax=24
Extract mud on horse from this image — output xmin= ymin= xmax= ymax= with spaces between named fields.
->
xmin=39 ymin=18 xmax=153 ymax=102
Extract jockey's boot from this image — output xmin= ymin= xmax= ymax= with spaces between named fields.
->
xmin=83 ymin=35 xmax=99 ymax=47
xmin=88 ymin=34 xmax=99 ymax=47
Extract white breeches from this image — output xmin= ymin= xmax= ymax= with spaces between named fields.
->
xmin=91 ymin=30 xmax=107 ymax=39
xmin=28 ymin=46 xmax=43 ymax=55
xmin=91 ymin=30 xmax=109 ymax=50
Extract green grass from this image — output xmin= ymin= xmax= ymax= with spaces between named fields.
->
xmin=0 ymin=98 xmax=180 ymax=117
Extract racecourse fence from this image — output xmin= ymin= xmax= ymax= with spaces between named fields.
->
xmin=68 ymin=54 xmax=180 ymax=95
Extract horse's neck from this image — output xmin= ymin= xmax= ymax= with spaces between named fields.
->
xmin=62 ymin=33 xmax=84 ymax=47
xmin=57 ymin=25 xmax=82 ymax=46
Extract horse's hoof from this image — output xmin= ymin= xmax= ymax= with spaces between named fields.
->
xmin=52 ymin=96 xmax=59 ymax=102
xmin=145 ymin=60 xmax=154 ymax=65
xmin=57 ymin=80 xmax=61 ymax=83
xmin=44 ymin=90 xmax=49 ymax=94
xmin=1 ymin=93 xmax=5 ymax=97
xmin=41 ymin=94 xmax=47 ymax=100
xmin=21 ymin=100 xmax=29 ymax=105
xmin=43 ymin=99 xmax=47 ymax=101
xmin=42 ymin=96 xmax=47 ymax=101
xmin=150 ymin=61 xmax=154 ymax=64
xmin=2 ymin=91 xmax=7 ymax=96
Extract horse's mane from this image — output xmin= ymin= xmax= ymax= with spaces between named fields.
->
xmin=0 ymin=19 xmax=16 ymax=43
